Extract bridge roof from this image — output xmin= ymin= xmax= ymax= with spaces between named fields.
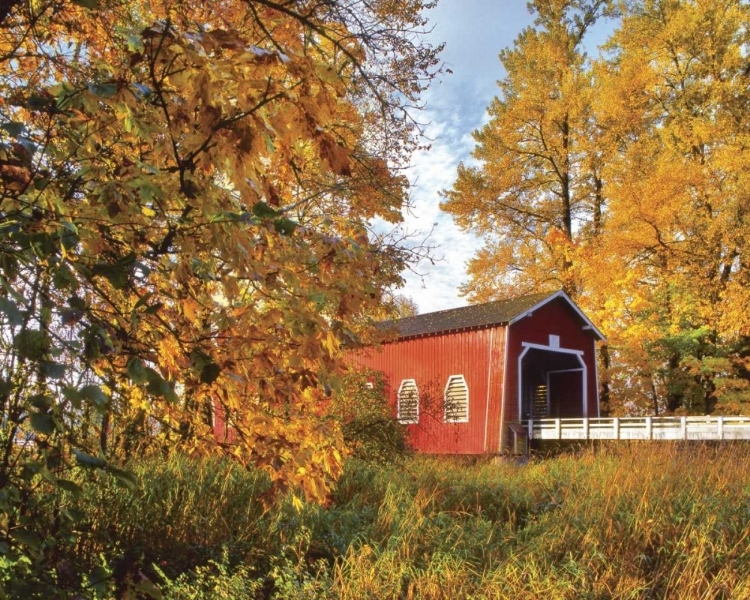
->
xmin=386 ymin=290 xmax=605 ymax=341
xmin=386 ymin=292 xmax=548 ymax=338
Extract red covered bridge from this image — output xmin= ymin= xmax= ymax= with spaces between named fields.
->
xmin=353 ymin=290 xmax=606 ymax=453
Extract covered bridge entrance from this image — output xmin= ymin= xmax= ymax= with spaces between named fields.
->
xmin=520 ymin=345 xmax=586 ymax=420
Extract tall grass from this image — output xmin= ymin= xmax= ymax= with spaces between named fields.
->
xmin=331 ymin=444 xmax=750 ymax=599
xmin=71 ymin=453 xmax=270 ymax=576
xmin=38 ymin=443 xmax=750 ymax=598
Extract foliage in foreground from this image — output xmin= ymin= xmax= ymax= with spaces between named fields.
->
xmin=6 ymin=443 xmax=750 ymax=598
xmin=0 ymin=0 xmax=441 ymax=582
xmin=0 ymin=0 xmax=441 ymax=504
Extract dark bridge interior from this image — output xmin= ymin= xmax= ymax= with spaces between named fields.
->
xmin=521 ymin=348 xmax=584 ymax=420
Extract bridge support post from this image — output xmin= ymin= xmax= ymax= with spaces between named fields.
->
xmin=646 ymin=416 xmax=652 ymax=440
xmin=613 ymin=417 xmax=619 ymax=440
xmin=554 ymin=418 xmax=561 ymax=439
xmin=681 ymin=416 xmax=687 ymax=440
xmin=528 ymin=419 xmax=533 ymax=454
xmin=718 ymin=416 xmax=724 ymax=441
xmin=583 ymin=417 xmax=589 ymax=440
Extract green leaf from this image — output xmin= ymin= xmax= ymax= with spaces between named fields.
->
xmin=88 ymin=82 xmax=117 ymax=97
xmin=190 ymin=349 xmax=211 ymax=370
xmin=72 ymin=449 xmax=107 ymax=469
xmin=143 ymin=302 xmax=164 ymax=315
xmin=133 ymin=178 xmax=162 ymax=202
xmin=58 ymin=222 xmax=79 ymax=249
xmin=127 ymin=358 xmax=148 ymax=383
xmin=190 ymin=258 xmax=215 ymax=280
xmin=29 ymin=413 xmax=54 ymax=435
xmin=68 ymin=295 xmax=86 ymax=310
xmin=134 ymin=579 xmax=163 ymax=599
xmin=13 ymin=330 xmax=49 ymax=360
xmin=0 ymin=298 xmax=24 ymax=327
xmin=14 ymin=529 xmax=42 ymax=552
xmin=0 ymin=273 xmax=27 ymax=306
xmin=79 ymin=384 xmax=110 ymax=409
xmin=145 ymin=369 xmax=178 ymax=402
xmin=40 ymin=361 xmax=66 ymax=380
xmin=308 ymin=292 xmax=327 ymax=308
xmin=26 ymin=92 xmax=54 ymax=111
xmin=55 ymin=479 xmax=83 ymax=495
xmin=53 ymin=264 xmax=78 ymax=291
xmin=92 ymin=251 xmax=136 ymax=273
xmin=62 ymin=387 xmax=82 ymax=410
xmin=29 ymin=232 xmax=57 ymax=258
xmin=0 ymin=122 xmax=25 ymax=137
xmin=1 ymin=253 xmax=18 ymax=278
xmin=91 ymin=253 xmax=136 ymax=289
xmin=252 ymin=201 xmax=279 ymax=218
xmin=87 ymin=565 xmax=111 ymax=596
xmin=62 ymin=507 xmax=86 ymax=523
xmin=107 ymin=467 xmax=138 ymax=490
xmin=33 ymin=177 xmax=50 ymax=191
xmin=274 ymin=217 xmax=298 ymax=236
xmin=200 ymin=363 xmax=222 ymax=384
xmin=133 ymin=292 xmax=154 ymax=310
xmin=104 ymin=268 xmax=129 ymax=290
xmin=20 ymin=462 xmax=41 ymax=481
xmin=29 ymin=394 xmax=54 ymax=410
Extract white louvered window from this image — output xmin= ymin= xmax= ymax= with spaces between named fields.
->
xmin=397 ymin=379 xmax=419 ymax=424
xmin=444 ymin=375 xmax=469 ymax=423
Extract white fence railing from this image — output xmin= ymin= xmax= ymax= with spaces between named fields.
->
xmin=527 ymin=416 xmax=750 ymax=441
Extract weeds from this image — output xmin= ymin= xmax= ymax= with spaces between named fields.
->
xmin=14 ymin=442 xmax=750 ymax=598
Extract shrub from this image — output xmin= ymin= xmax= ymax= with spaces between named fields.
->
xmin=331 ymin=368 xmax=409 ymax=463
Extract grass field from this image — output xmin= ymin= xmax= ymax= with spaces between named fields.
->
xmin=20 ymin=442 xmax=750 ymax=598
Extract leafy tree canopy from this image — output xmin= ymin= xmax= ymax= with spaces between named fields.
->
xmin=0 ymin=0 xmax=442 ymax=538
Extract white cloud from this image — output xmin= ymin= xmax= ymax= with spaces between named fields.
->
xmin=390 ymin=1 xmax=537 ymax=314
xmin=396 ymin=99 xmax=484 ymax=313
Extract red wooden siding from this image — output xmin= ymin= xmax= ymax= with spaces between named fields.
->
xmin=502 ymin=296 xmax=599 ymax=448
xmin=354 ymin=326 xmax=506 ymax=454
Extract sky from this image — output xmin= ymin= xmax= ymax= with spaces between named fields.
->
xmin=396 ymin=1 xmax=614 ymax=314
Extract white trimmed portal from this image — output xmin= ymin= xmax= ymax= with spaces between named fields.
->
xmin=517 ymin=342 xmax=587 ymax=421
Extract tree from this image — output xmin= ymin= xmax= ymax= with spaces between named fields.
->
xmin=440 ymin=0 xmax=614 ymax=301
xmin=0 ymin=0 xmax=440 ymax=590
xmin=584 ymin=0 xmax=750 ymax=414
xmin=385 ymin=293 xmax=420 ymax=318
xmin=440 ymin=0 xmax=616 ymax=414
xmin=443 ymin=0 xmax=750 ymax=416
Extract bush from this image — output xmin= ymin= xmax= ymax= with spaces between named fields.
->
xmin=331 ymin=368 xmax=409 ymax=463
xmin=155 ymin=548 xmax=263 ymax=600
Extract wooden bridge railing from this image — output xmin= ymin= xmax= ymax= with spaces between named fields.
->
xmin=527 ymin=416 xmax=750 ymax=441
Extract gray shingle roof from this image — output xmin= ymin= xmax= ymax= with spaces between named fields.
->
xmin=387 ymin=291 xmax=554 ymax=339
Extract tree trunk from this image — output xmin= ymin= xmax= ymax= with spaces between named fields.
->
xmin=599 ymin=343 xmax=610 ymax=416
